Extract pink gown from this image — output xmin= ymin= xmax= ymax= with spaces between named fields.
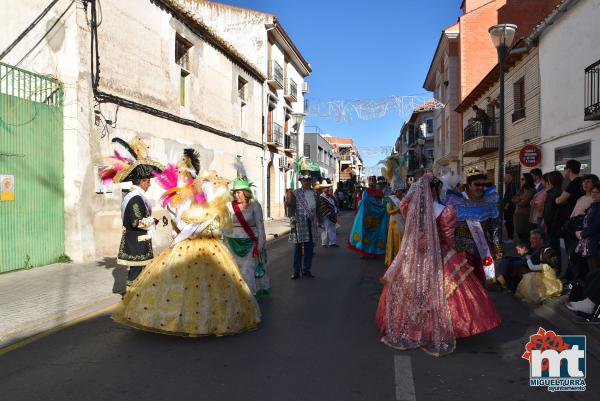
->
xmin=376 ymin=202 xmax=501 ymax=339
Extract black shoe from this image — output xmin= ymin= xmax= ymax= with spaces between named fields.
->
xmin=303 ymin=271 xmax=315 ymax=278
xmin=330 ymin=244 xmax=340 ymax=248
xmin=322 ymin=244 xmax=329 ymax=248
xmin=291 ymin=273 xmax=301 ymax=280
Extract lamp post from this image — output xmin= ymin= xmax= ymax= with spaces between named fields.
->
xmin=290 ymin=112 xmax=305 ymax=189
xmin=488 ymin=23 xmax=517 ymax=244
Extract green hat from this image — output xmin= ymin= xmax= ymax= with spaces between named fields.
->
xmin=231 ymin=178 xmax=254 ymax=192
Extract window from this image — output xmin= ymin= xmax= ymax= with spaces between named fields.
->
xmin=426 ymin=118 xmax=433 ymax=135
xmin=175 ymin=35 xmax=192 ymax=107
xmin=555 ymin=142 xmax=591 ymax=175
xmin=238 ymin=76 xmax=247 ymax=103
xmin=512 ymin=77 xmax=525 ymax=122
xmin=304 ymin=143 xmax=311 ymax=158
xmin=318 ymin=146 xmax=323 ymax=163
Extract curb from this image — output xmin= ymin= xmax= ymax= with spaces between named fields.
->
xmin=0 ymin=294 xmax=120 ymax=352
xmin=0 ymin=227 xmax=291 ymax=353
xmin=531 ymin=295 xmax=600 ymax=360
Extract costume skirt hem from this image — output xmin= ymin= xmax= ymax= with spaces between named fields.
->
xmin=346 ymin=238 xmax=385 ymax=258
xmin=111 ymin=315 xmax=259 ymax=338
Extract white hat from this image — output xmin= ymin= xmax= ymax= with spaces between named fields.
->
xmin=319 ymin=180 xmax=332 ymax=188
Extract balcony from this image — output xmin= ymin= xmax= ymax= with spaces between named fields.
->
xmin=585 ymin=59 xmax=600 ymax=121
xmin=267 ymin=60 xmax=284 ymax=89
xmin=284 ymin=78 xmax=298 ymax=102
xmin=463 ymin=120 xmax=499 ymax=157
xmin=267 ymin=123 xmax=284 ymax=147
xmin=340 ymin=153 xmax=352 ymax=164
xmin=284 ymin=132 xmax=298 ymax=153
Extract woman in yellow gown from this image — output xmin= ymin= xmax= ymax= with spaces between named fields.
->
xmin=111 ymin=155 xmax=261 ymax=337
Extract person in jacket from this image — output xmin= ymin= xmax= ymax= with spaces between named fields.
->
xmin=543 ymin=171 xmax=568 ymax=269
xmin=287 ymin=173 xmax=322 ymax=279
xmin=502 ymin=173 xmax=516 ymax=243
xmin=512 ymin=173 xmax=536 ymax=244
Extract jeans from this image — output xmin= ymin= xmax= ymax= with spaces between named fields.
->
xmin=498 ymin=256 xmax=527 ymax=292
xmin=293 ymin=242 xmax=314 ymax=273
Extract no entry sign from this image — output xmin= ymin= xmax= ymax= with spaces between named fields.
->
xmin=519 ymin=144 xmax=542 ymax=167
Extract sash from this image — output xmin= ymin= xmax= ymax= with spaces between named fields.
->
xmin=320 ymin=193 xmax=338 ymax=214
xmin=121 ymin=186 xmax=155 ymax=239
xmin=294 ymin=189 xmax=316 ymax=219
xmin=388 ymin=195 xmax=400 ymax=207
xmin=462 ymin=192 xmax=495 ymax=279
xmin=232 ymin=201 xmax=259 ymax=258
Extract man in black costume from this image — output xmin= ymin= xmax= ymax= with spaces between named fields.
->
xmin=108 ymin=137 xmax=163 ymax=288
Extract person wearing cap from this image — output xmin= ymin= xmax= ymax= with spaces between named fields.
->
xmin=99 ymin=137 xmax=164 ymax=289
xmin=287 ymin=173 xmax=322 ymax=279
xmin=318 ymin=180 xmax=339 ymax=248
xmin=224 ymin=178 xmax=270 ymax=298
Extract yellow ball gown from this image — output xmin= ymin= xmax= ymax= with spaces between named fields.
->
xmin=112 ymin=172 xmax=261 ymax=337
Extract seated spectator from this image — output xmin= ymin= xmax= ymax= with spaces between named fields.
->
xmin=516 ymin=247 xmax=563 ymax=304
xmin=494 ymin=229 xmax=546 ymax=292
xmin=566 ymin=269 xmax=600 ymax=315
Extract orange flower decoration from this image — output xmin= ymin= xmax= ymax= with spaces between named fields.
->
xmin=522 ymin=327 xmax=570 ymax=372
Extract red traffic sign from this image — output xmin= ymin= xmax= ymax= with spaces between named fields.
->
xmin=519 ymin=144 xmax=542 ymax=167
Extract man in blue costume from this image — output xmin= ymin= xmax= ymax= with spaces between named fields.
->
xmin=348 ymin=176 xmax=389 ymax=259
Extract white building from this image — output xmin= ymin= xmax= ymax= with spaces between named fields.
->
xmin=0 ymin=0 xmax=267 ymax=269
xmin=534 ymin=0 xmax=600 ymax=175
xmin=187 ymin=1 xmax=312 ymax=218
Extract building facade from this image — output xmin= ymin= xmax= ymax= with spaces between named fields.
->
xmin=396 ymin=103 xmax=435 ymax=184
xmin=325 ymin=137 xmax=364 ymax=184
xmin=188 ymin=1 xmax=311 ymax=219
xmin=536 ymin=0 xmax=600 ymax=176
xmin=304 ymin=132 xmax=339 ymax=182
xmin=456 ymin=47 xmax=542 ymax=183
xmin=0 ymin=0 xmax=268 ymax=269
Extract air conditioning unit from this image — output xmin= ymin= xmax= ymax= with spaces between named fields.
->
xmin=302 ymin=82 xmax=309 ymax=93
xmin=279 ymin=156 xmax=288 ymax=168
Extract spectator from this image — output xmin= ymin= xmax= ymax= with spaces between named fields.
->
xmin=512 ymin=173 xmax=536 ymax=244
xmin=575 ymin=181 xmax=600 ymax=272
xmin=531 ymin=168 xmax=544 ymax=192
xmin=530 ymin=172 xmax=548 ymax=229
xmin=472 ymin=105 xmax=491 ymax=135
xmin=495 ymin=229 xmax=546 ymax=292
xmin=502 ymin=173 xmax=516 ymax=243
xmin=571 ymin=174 xmax=600 ymax=218
xmin=543 ymin=171 xmax=568 ymax=269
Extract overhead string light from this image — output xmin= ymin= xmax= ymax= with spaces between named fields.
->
xmin=305 ymin=96 xmax=444 ymax=123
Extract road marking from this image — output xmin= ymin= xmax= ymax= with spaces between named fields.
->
xmin=0 ymin=303 xmax=117 ymax=356
xmin=394 ymin=355 xmax=417 ymax=401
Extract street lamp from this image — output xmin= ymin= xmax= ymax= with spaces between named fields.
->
xmin=488 ymin=23 xmax=517 ymax=244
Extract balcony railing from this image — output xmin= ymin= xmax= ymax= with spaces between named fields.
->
xmin=463 ymin=119 xmax=499 ymax=157
xmin=268 ymin=60 xmax=284 ymax=89
xmin=340 ymin=153 xmax=352 ymax=162
xmin=585 ymin=59 xmax=600 ymax=121
xmin=267 ymin=122 xmax=284 ymax=147
xmin=512 ymin=107 xmax=526 ymax=123
xmin=284 ymin=132 xmax=298 ymax=152
xmin=464 ymin=119 xmax=499 ymax=142
xmin=284 ymin=78 xmax=298 ymax=102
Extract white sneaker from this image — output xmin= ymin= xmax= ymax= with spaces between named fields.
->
xmin=565 ymin=298 xmax=596 ymax=314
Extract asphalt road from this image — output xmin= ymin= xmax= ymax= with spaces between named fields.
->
xmin=1 ymin=212 xmax=598 ymax=401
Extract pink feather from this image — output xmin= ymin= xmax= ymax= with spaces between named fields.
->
xmin=161 ymin=194 xmax=176 ymax=208
xmin=113 ymin=150 xmax=126 ymax=162
xmin=153 ymin=164 xmax=179 ymax=190
xmin=194 ymin=192 xmax=206 ymax=204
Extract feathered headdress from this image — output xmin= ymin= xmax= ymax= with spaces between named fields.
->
xmin=99 ymin=136 xmax=163 ymax=184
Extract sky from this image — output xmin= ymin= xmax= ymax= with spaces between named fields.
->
xmin=218 ymin=0 xmax=462 ymax=171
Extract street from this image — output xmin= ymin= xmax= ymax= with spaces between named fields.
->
xmin=0 ymin=213 xmax=598 ymax=401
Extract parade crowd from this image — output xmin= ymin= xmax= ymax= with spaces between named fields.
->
xmin=98 ymin=138 xmax=599 ymax=355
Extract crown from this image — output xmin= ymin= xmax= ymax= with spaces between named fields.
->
xmin=466 ymin=167 xmax=485 ymax=177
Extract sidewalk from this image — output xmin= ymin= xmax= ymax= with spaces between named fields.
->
xmin=0 ymin=218 xmax=291 ymax=349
